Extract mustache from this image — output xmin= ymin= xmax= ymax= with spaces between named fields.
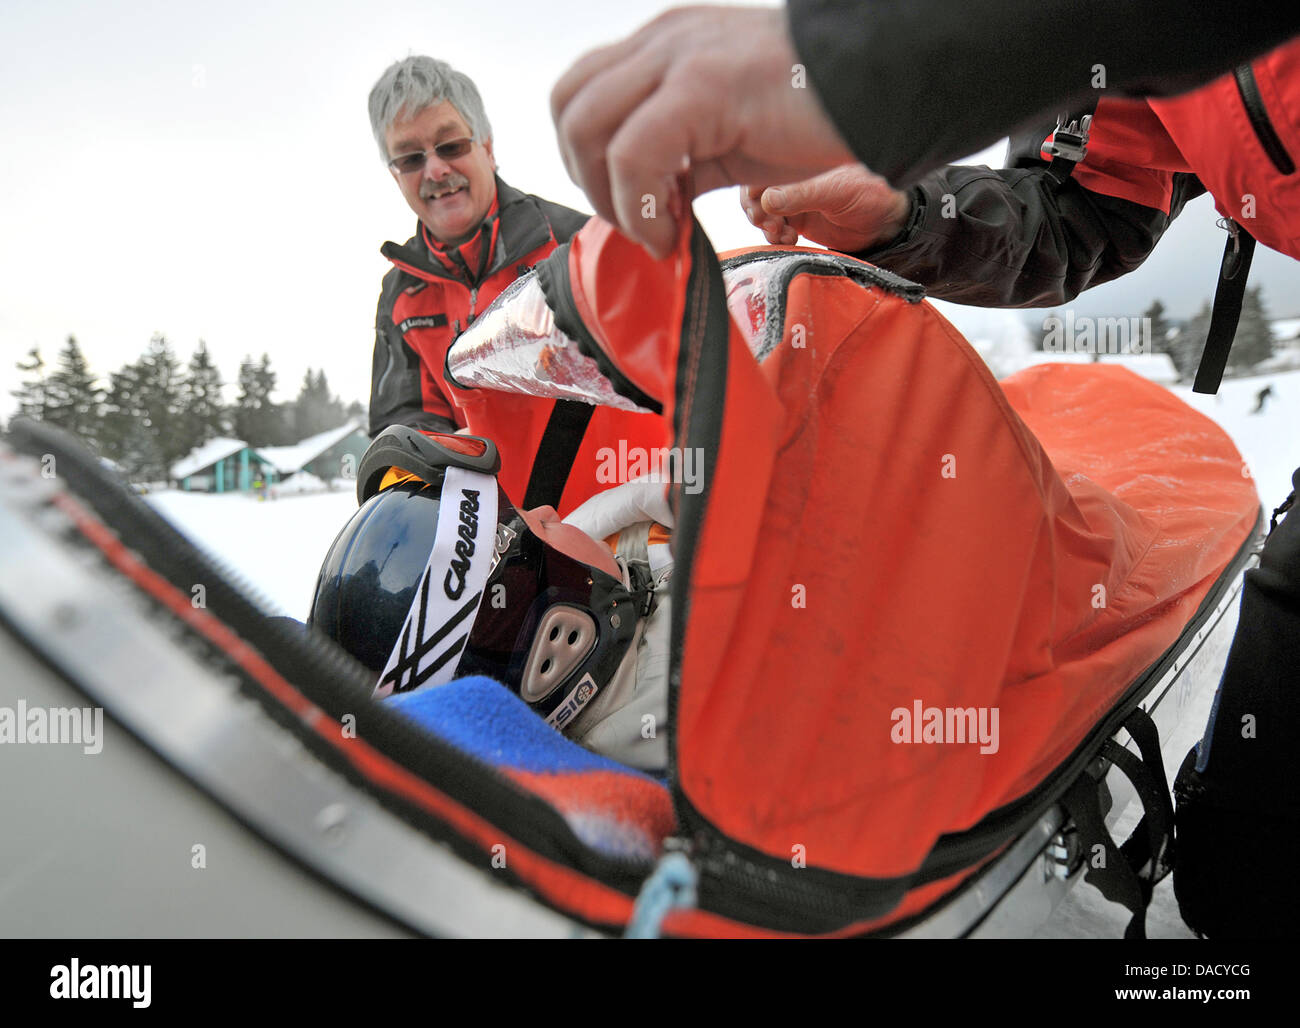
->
xmin=419 ymin=174 xmax=471 ymax=200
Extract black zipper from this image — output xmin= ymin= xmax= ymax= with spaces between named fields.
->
xmin=661 ymin=249 xmax=927 ymax=933
xmin=1234 ymin=64 xmax=1296 ymax=175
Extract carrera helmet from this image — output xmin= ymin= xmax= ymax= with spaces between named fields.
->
xmin=309 ymin=426 xmax=652 ymax=731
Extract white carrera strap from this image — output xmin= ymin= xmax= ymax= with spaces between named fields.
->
xmin=372 ymin=466 xmax=498 ymax=698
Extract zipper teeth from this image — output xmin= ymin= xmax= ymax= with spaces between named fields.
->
xmin=665 ymin=248 xmax=922 ymax=927
xmin=1234 ymin=64 xmax=1296 ymax=175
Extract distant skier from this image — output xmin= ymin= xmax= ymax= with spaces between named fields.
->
xmin=1252 ymin=383 xmax=1274 ymax=414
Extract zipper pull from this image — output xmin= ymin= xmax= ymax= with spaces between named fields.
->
xmin=624 ymin=837 xmax=698 ymax=939
xmin=1216 ymin=217 xmax=1247 ymax=278
xmin=1217 ymin=216 xmax=1241 ymax=255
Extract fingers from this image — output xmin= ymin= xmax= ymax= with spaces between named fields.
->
xmin=552 ymin=37 xmax=670 ymax=229
xmin=739 ymin=183 xmax=768 ymax=227
xmin=760 ymin=178 xmax=824 ymax=217
xmin=759 ymin=164 xmax=865 ymax=219
xmin=552 ymin=7 xmax=845 ymax=258
xmin=603 ymin=91 xmax=699 ymax=258
xmin=740 ymin=184 xmax=798 ymax=244
xmin=550 ymin=35 xmax=643 ymax=129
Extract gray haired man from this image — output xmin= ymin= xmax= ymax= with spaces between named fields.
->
xmin=366 ymin=56 xmax=588 ymax=449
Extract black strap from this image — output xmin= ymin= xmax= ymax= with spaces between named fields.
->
xmin=1270 ymin=491 xmax=1295 ymax=534
xmin=1112 ymin=709 xmax=1176 ymax=889
xmin=1045 ymin=156 xmax=1079 ymax=186
xmin=1060 ymin=708 xmax=1174 ymax=939
xmin=521 ymin=400 xmax=594 ymax=510
xmin=1194 ymin=222 xmax=1257 ymax=394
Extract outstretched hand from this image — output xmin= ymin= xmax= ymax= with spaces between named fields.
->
xmin=551 ymin=5 xmax=855 ymax=259
xmin=739 ymin=164 xmax=912 ymax=253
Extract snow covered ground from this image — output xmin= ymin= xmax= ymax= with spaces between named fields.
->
xmin=146 ymin=485 xmax=357 ymax=620
xmin=141 ymin=363 xmax=1300 ymax=938
xmin=1173 ymin=369 xmax=1299 ymax=512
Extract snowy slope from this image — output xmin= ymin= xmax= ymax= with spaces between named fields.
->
xmin=1173 ymin=369 xmax=1299 ymax=511
xmin=146 ymin=486 xmax=356 ymax=619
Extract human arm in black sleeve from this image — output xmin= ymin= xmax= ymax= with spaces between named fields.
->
xmin=854 ymin=126 xmax=1207 ymax=307
xmin=788 ymin=0 xmax=1300 ymax=189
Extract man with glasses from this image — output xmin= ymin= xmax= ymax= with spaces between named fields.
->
xmin=367 ymin=57 xmax=661 ymax=513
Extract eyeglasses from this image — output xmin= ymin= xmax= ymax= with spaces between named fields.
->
xmin=387 ymin=138 xmax=475 ymax=175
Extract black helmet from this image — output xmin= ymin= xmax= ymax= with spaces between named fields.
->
xmin=309 ymin=426 xmax=652 ymax=730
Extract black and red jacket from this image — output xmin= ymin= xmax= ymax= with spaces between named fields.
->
xmin=854 ymin=36 xmax=1300 ymax=307
xmin=369 ymin=176 xmax=668 ymax=513
xmin=370 ymin=176 xmax=587 ymax=436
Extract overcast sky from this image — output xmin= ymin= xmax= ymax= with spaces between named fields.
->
xmin=3 ymin=0 xmax=1297 ymax=420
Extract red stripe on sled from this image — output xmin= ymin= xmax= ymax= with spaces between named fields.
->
xmin=51 ymin=490 xmax=639 ymax=932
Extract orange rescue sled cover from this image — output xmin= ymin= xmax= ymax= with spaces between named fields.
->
xmin=562 ymin=221 xmax=1259 ymax=920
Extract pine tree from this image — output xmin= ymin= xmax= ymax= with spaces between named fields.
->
xmin=318 ymin=371 xmax=345 ymax=428
xmin=135 ymin=334 xmax=188 ymax=480
xmin=1169 ymin=290 xmax=1278 ymax=380
xmin=1169 ymin=301 xmax=1213 ymax=381
xmin=11 ymin=347 xmax=47 ymax=421
xmin=42 ymin=336 xmax=103 ymax=450
xmin=97 ymin=336 xmax=187 ymax=481
xmin=179 ymin=340 xmax=226 ymax=455
xmin=100 ymin=359 xmax=154 ymax=477
xmin=1142 ymin=300 xmax=1173 ymax=354
xmin=235 ymin=353 xmax=288 ymax=446
xmin=293 ymin=368 xmax=322 ymax=439
xmin=1228 ymin=286 xmax=1276 ymax=373
xmin=293 ymin=368 xmax=346 ymax=438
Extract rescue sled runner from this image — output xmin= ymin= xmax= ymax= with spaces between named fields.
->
xmin=0 ymin=222 xmax=1260 ymax=938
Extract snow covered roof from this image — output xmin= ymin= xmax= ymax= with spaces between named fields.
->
xmin=171 ymin=437 xmax=253 ymax=480
xmin=257 ymin=419 xmax=365 ymax=474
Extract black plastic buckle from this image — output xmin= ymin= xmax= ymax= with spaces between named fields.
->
xmin=356 ymin=424 xmax=500 ymax=504
xmin=1045 ymin=113 xmax=1093 ymax=163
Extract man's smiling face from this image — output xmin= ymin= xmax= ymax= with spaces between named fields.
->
xmin=385 ymin=100 xmax=497 ymax=246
